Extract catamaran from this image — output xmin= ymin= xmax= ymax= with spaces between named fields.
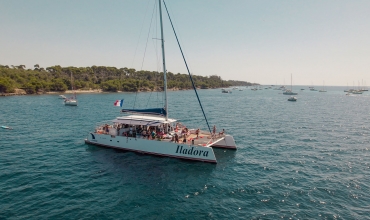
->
xmin=84 ymin=0 xmax=236 ymax=163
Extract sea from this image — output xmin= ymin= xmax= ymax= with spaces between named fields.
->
xmin=0 ymin=86 xmax=369 ymax=219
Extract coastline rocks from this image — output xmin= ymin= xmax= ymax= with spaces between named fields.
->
xmin=1 ymin=89 xmax=26 ymax=96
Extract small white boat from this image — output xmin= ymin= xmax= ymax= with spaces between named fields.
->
xmin=59 ymin=95 xmax=67 ymax=99
xmin=288 ymin=96 xmax=297 ymax=101
xmin=65 ymin=73 xmax=78 ymax=106
xmin=1 ymin=125 xmax=12 ymax=129
xmin=64 ymin=98 xmax=78 ymax=106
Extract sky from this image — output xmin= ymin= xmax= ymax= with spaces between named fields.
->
xmin=1 ymin=0 xmax=369 ymax=86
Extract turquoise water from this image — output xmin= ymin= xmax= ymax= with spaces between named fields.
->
xmin=1 ymin=87 xmax=369 ymax=219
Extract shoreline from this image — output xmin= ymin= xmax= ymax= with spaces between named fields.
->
xmin=47 ymin=89 xmax=103 ymax=94
xmin=1 ymin=87 xmax=225 ymax=97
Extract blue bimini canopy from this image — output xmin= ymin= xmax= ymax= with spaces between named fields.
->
xmin=121 ymin=108 xmax=167 ymax=116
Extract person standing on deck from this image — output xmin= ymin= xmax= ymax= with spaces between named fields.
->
xmin=175 ymin=133 xmax=179 ymax=143
xmin=196 ymin=128 xmax=200 ymax=139
xmin=212 ymin=125 xmax=216 ymax=137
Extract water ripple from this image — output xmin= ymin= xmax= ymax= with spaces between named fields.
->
xmin=1 ymin=87 xmax=370 ymax=219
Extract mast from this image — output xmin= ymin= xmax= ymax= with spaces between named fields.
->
xmin=291 ymin=73 xmax=292 ymax=91
xmin=159 ymin=0 xmax=168 ymax=121
xmin=71 ymin=72 xmax=75 ymax=99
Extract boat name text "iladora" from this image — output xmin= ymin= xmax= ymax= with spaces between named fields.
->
xmin=176 ymin=145 xmax=209 ymax=157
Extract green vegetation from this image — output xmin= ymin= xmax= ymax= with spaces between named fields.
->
xmin=0 ymin=64 xmax=253 ymax=94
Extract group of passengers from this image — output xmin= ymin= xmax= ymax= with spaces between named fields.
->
xmin=99 ymin=122 xmax=226 ymax=140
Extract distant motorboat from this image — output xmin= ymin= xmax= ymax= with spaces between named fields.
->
xmin=59 ymin=95 xmax=67 ymax=99
xmin=221 ymin=88 xmax=232 ymax=93
xmin=288 ymin=96 xmax=297 ymax=101
xmin=1 ymin=125 xmax=12 ymax=130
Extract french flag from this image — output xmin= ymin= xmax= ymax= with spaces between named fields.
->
xmin=114 ymin=99 xmax=124 ymax=107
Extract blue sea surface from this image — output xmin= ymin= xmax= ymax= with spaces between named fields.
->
xmin=0 ymin=87 xmax=369 ymax=219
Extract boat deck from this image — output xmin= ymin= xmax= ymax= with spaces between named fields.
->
xmin=95 ymin=129 xmax=226 ymax=147
xmin=166 ymin=131 xmax=226 ymax=147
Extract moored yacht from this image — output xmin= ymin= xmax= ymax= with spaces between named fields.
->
xmin=85 ymin=0 xmax=236 ymax=164
xmin=283 ymin=89 xmax=298 ymax=95
xmin=283 ymin=74 xmax=298 ymax=95
xmin=64 ymin=72 xmax=78 ymax=106
xmin=85 ymin=113 xmax=236 ymax=163
xmin=319 ymin=81 xmax=327 ymax=92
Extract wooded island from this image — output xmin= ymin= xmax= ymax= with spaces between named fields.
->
xmin=0 ymin=64 xmax=253 ymax=94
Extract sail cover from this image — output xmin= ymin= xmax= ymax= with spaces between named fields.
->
xmin=121 ymin=108 xmax=167 ymax=116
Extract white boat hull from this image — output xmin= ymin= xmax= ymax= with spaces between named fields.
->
xmin=283 ymin=92 xmax=298 ymax=95
xmin=211 ymin=135 xmax=237 ymax=149
xmin=85 ymin=133 xmax=218 ymax=163
xmin=65 ymin=100 xmax=78 ymax=106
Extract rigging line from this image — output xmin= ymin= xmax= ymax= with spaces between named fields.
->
xmin=164 ymin=1 xmax=192 ymax=74
xmin=154 ymin=3 xmax=165 ymax=109
xmin=162 ymin=0 xmax=212 ymax=134
xmin=134 ymin=0 xmax=156 ymax=110
xmin=147 ymin=1 xmax=162 ymax=109
xmin=132 ymin=91 xmax=139 ymax=109
xmin=131 ymin=0 xmax=152 ymax=68
xmin=155 ymin=3 xmax=164 ymax=109
xmin=145 ymin=2 xmax=163 ymax=110
xmin=145 ymin=88 xmax=153 ymax=107
xmin=140 ymin=1 xmax=157 ymax=71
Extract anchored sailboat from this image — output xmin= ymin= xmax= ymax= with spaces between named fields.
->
xmin=319 ymin=81 xmax=327 ymax=92
xmin=283 ymin=74 xmax=297 ymax=95
xmin=64 ymin=72 xmax=78 ymax=106
xmin=84 ymin=0 xmax=236 ymax=163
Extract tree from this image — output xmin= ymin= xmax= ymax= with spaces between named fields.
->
xmin=0 ymin=77 xmax=16 ymax=93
